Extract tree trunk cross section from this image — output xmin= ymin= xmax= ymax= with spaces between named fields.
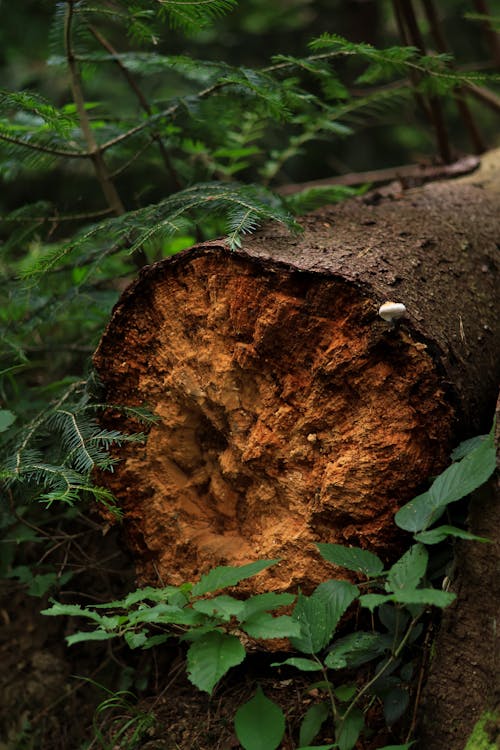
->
xmin=93 ymin=151 xmax=499 ymax=593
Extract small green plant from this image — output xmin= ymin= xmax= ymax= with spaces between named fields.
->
xmin=42 ymin=425 xmax=496 ymax=749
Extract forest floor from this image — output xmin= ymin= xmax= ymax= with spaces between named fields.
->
xmin=0 ymin=510 xmax=479 ymax=750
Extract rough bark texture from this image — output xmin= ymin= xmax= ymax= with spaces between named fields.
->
xmin=93 ymin=150 xmax=500 ymax=593
xmin=417 ymin=395 xmax=500 ymax=750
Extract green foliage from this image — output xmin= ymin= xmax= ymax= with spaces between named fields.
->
xmin=39 ymin=423 xmax=496 ymax=746
xmin=235 ymin=686 xmax=285 ymax=750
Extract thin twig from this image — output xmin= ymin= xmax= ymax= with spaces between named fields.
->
xmin=421 ymin=0 xmax=485 ymax=153
xmin=395 ymin=0 xmax=453 ymax=163
xmin=87 ymin=24 xmax=182 ymax=189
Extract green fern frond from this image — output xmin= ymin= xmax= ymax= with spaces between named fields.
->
xmin=283 ymin=185 xmax=367 ymax=215
xmin=156 ymin=0 xmax=238 ymax=30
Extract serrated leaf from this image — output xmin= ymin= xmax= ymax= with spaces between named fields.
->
xmin=124 ymin=630 xmax=148 ymax=649
xmin=386 ymin=545 xmax=428 ymax=593
xmin=192 ymin=595 xmax=245 ymax=621
xmin=240 ymin=592 xmax=296 ymax=620
xmin=191 ymin=559 xmax=279 ymax=596
xmin=128 ymin=603 xmax=203 ymax=626
xmin=337 ymin=708 xmax=364 ymax=750
xmin=391 ymin=588 xmax=456 ymax=607
xmin=414 ymin=525 xmax=490 ymax=545
xmin=41 ymin=602 xmax=105 ymax=623
xmin=299 ymin=702 xmax=330 ymax=746
xmin=187 ymin=631 xmax=245 ymax=694
xmin=290 ymin=581 xmax=358 ymax=654
xmin=271 ymin=657 xmax=322 ymax=672
xmin=66 ymin=630 xmax=117 ymax=646
xmin=325 ymin=632 xmax=391 ymax=669
xmin=395 ymin=426 xmax=495 ymax=532
xmin=242 ymin=612 xmax=301 ymax=639
xmin=234 ymin=686 xmax=285 ymax=750
xmin=317 ymin=543 xmax=384 ymax=577
xmin=359 ymin=593 xmax=393 ymax=612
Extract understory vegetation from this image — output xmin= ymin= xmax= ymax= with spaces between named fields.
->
xmin=1 ymin=1 xmax=499 ymax=748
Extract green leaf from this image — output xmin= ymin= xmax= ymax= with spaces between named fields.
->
xmin=41 ymin=602 xmax=106 ymax=623
xmin=450 ymin=435 xmax=487 ymax=460
xmin=124 ymin=630 xmax=148 ymax=649
xmin=386 ymin=544 xmax=428 ymax=593
xmin=391 ymin=588 xmax=456 ymax=607
xmin=299 ymin=702 xmax=330 ymax=746
xmin=359 ymin=593 xmax=393 ymax=612
xmin=395 ymin=426 xmax=496 ymax=532
xmin=0 ymin=410 xmax=16 ymax=432
xmin=242 ymin=612 xmax=302 ymax=639
xmin=66 ymin=630 xmax=117 ymax=646
xmin=27 ymin=573 xmax=59 ymax=597
xmin=291 ymin=581 xmax=358 ymax=654
xmin=383 ymin=686 xmax=409 ymax=725
xmin=414 ymin=525 xmax=490 ymax=545
xmin=334 ymin=684 xmax=357 ymax=702
xmin=317 ymin=543 xmax=384 ymax=577
xmin=187 ymin=631 xmax=245 ymax=694
xmin=192 ymin=595 xmax=245 ymax=621
xmin=191 ymin=559 xmax=279 ymax=596
xmin=239 ymin=592 xmax=296 ymax=620
xmin=234 ymin=686 xmax=285 ymax=750
xmin=128 ymin=603 xmax=204 ymax=626
xmin=378 ymin=744 xmax=415 ymax=750
xmin=271 ymin=657 xmax=323 ymax=672
xmin=337 ymin=708 xmax=364 ymax=750
xmin=325 ymin=632 xmax=391 ymax=669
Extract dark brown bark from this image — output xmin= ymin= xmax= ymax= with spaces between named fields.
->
xmin=93 ymin=150 xmax=500 ymax=593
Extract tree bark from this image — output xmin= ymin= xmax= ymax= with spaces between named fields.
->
xmin=417 ymin=394 xmax=500 ymax=750
xmin=93 ymin=150 xmax=500 ymax=593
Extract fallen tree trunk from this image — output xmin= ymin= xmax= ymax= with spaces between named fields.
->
xmin=93 ymin=150 xmax=499 ymax=593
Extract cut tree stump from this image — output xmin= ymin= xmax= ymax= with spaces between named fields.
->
xmin=93 ymin=150 xmax=500 ymax=593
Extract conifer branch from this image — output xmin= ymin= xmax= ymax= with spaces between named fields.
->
xmin=87 ymin=23 xmax=182 ymax=188
xmin=0 ymin=131 xmax=86 ymax=158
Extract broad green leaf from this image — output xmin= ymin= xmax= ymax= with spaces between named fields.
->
xmin=391 ymin=588 xmax=456 ymax=607
xmin=299 ymin=702 xmax=329 ymax=747
xmin=291 ymin=580 xmax=359 ymax=655
xmin=334 ymin=684 xmax=357 ymax=702
xmin=240 ymin=592 xmax=296 ymax=620
xmin=317 ymin=543 xmax=384 ymax=577
xmin=359 ymin=593 xmax=393 ymax=612
xmin=191 ymin=559 xmax=279 ymax=596
xmin=271 ymin=657 xmax=322 ymax=672
xmin=325 ymin=631 xmax=391 ymax=669
xmin=124 ymin=630 xmax=148 ymax=649
xmin=242 ymin=612 xmax=301 ymax=639
xmin=128 ymin=603 xmax=203 ymax=626
xmin=41 ymin=602 xmax=106 ymax=623
xmin=337 ymin=708 xmax=364 ymax=750
xmin=234 ymin=686 xmax=285 ymax=750
xmin=27 ymin=573 xmax=59 ymax=597
xmin=383 ymin=686 xmax=409 ymax=725
xmin=315 ymin=580 xmax=360 ymax=622
xmin=187 ymin=631 xmax=245 ymax=694
xmin=414 ymin=525 xmax=490 ymax=544
xmin=395 ymin=426 xmax=495 ymax=532
xmin=291 ymin=581 xmax=358 ymax=654
xmin=386 ymin=544 xmax=428 ymax=593
xmin=192 ymin=595 xmax=245 ymax=620
xmin=0 ymin=410 xmax=16 ymax=432
xmin=451 ymin=435 xmax=487 ymax=460
xmin=66 ymin=630 xmax=117 ymax=646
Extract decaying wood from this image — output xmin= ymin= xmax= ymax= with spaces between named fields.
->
xmin=93 ymin=149 xmax=500 ymax=593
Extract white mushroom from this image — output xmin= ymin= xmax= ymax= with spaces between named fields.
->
xmin=378 ymin=301 xmax=407 ymax=324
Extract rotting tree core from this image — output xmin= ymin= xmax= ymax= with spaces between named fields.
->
xmin=95 ymin=253 xmax=453 ymax=593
